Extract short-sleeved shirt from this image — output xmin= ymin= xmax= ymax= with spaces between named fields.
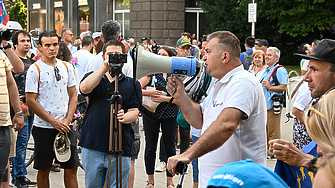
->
xmin=72 ymin=49 xmax=94 ymax=82
xmin=0 ymin=51 xmax=12 ymax=126
xmin=260 ymin=63 xmax=288 ymax=110
xmin=13 ymin=57 xmax=35 ymax=96
xmin=198 ymin=65 xmax=267 ymax=187
xmin=25 ymin=59 xmax=77 ymax=129
xmin=79 ymin=72 xmax=142 ymax=157
xmin=293 ymin=82 xmax=312 ymax=113
xmin=147 ymin=73 xmax=179 ymax=119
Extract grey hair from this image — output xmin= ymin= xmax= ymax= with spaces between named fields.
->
xmin=267 ymin=47 xmax=281 ymax=61
xmin=101 ymin=20 xmax=121 ymax=43
xmin=60 ymin=28 xmax=70 ymax=38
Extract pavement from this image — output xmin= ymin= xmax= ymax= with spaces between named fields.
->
xmin=22 ymin=109 xmax=293 ymax=188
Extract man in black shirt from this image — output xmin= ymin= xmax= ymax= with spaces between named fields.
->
xmin=150 ymin=39 xmax=159 ymax=54
xmin=10 ymin=30 xmax=37 ymax=188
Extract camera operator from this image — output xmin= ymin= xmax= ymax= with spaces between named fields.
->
xmin=79 ymin=40 xmax=142 ymax=188
xmin=260 ymin=47 xmax=288 ymax=159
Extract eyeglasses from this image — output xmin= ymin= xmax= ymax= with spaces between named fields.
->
xmin=54 ymin=66 xmax=61 ymax=81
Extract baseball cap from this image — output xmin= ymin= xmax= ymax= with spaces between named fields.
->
xmin=92 ymin=32 xmax=102 ymax=39
xmin=54 ymin=133 xmax=71 ymax=162
xmin=255 ymin=39 xmax=269 ymax=47
xmin=294 ymin=39 xmax=335 ymax=64
xmin=142 ymin=37 xmax=148 ymax=41
xmin=207 ymin=159 xmax=289 ymax=188
xmin=176 ymin=38 xmax=192 ymax=47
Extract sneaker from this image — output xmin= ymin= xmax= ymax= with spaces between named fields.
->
xmin=17 ymin=177 xmax=37 ymax=187
xmin=12 ymin=179 xmax=28 ymax=188
xmin=155 ymin=161 xmax=166 ymax=172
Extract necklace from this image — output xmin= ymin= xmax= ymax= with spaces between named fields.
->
xmin=254 ymin=65 xmax=265 ymax=75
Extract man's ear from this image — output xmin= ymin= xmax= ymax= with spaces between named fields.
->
xmin=118 ymin=35 xmax=122 ymax=41
xmin=100 ymin=34 xmax=103 ymax=42
xmin=221 ymin=52 xmax=230 ymax=63
xmin=38 ymin=44 xmax=42 ymax=52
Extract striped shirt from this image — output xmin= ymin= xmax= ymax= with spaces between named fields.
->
xmin=0 ymin=51 xmax=12 ymax=126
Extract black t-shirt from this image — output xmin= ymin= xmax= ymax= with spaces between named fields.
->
xmin=79 ymin=73 xmax=142 ymax=157
xmin=151 ymin=44 xmax=159 ymax=54
xmin=13 ymin=57 xmax=35 ymax=96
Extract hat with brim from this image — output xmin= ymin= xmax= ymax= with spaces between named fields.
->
xmin=54 ymin=133 xmax=71 ymax=163
xmin=255 ymin=39 xmax=269 ymax=47
xmin=92 ymin=32 xmax=101 ymax=39
xmin=294 ymin=39 xmax=335 ymax=64
xmin=176 ymin=38 xmax=192 ymax=47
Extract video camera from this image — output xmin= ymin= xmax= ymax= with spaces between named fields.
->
xmin=0 ymin=30 xmax=11 ymax=41
xmin=108 ymin=53 xmax=127 ymax=76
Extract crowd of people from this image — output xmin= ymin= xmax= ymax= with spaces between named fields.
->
xmin=0 ymin=18 xmax=334 ymax=188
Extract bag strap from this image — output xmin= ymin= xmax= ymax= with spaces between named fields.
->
xmin=268 ymin=65 xmax=284 ymax=85
xmin=61 ymin=61 xmax=69 ymax=72
xmin=81 ymin=75 xmax=114 ymax=124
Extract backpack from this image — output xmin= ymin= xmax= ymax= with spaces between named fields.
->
xmin=269 ymin=65 xmax=286 ymax=108
xmin=242 ymin=51 xmax=253 ymax=70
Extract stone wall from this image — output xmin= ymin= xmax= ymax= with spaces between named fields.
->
xmin=130 ymin=0 xmax=185 ymax=47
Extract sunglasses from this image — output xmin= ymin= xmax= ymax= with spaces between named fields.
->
xmin=54 ymin=66 xmax=61 ymax=81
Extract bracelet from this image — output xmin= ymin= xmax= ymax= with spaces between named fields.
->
xmin=307 ymin=157 xmax=318 ymax=174
xmin=3 ymin=43 xmax=11 ymax=49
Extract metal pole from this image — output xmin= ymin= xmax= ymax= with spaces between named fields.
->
xmin=251 ymin=0 xmax=255 ymax=38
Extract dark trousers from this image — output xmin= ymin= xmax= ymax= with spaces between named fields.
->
xmin=143 ymin=116 xmax=177 ymax=177
xmin=179 ymin=125 xmax=190 ymax=154
xmin=159 ymin=136 xmax=166 ymax=162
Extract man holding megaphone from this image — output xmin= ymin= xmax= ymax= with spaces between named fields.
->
xmin=166 ymin=31 xmax=267 ymax=188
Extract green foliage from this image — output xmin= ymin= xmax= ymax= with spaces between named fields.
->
xmin=8 ymin=1 xmax=27 ymax=30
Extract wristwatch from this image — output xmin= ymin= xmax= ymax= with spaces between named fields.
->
xmin=3 ymin=43 xmax=11 ymax=50
xmin=15 ymin=111 xmax=24 ymax=116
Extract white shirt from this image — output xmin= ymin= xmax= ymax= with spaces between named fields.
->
xmin=248 ymin=64 xmax=267 ymax=81
xmin=198 ymin=65 xmax=267 ymax=188
xmin=72 ymin=49 xmax=94 ymax=82
xmin=26 ymin=59 xmax=77 ymax=129
xmin=293 ymin=81 xmax=312 ymax=113
xmin=85 ymin=51 xmax=133 ymax=78
xmin=301 ymin=59 xmax=310 ymax=72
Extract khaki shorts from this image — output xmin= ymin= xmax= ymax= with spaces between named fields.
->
xmin=9 ymin=126 xmax=17 ymax=158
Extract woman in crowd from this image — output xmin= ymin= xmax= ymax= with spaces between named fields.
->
xmin=139 ymin=46 xmax=179 ymax=188
xmin=304 ymin=89 xmax=335 ymax=187
xmin=248 ymin=50 xmax=267 ymax=80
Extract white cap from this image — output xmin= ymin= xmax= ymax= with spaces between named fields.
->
xmin=54 ymin=133 xmax=71 ymax=162
xmin=92 ymin=32 xmax=102 ymax=39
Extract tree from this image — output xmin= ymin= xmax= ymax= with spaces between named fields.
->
xmin=8 ymin=1 xmax=27 ymax=30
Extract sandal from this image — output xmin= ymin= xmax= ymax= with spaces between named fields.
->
xmin=146 ymin=181 xmax=154 ymax=188
xmin=51 ymin=164 xmax=61 ymax=172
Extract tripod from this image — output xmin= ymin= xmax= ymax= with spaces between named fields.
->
xmin=106 ymin=68 xmax=123 ymax=188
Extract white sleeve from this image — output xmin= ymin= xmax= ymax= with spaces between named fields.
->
xmin=293 ymin=82 xmax=312 ymax=112
xmin=122 ymin=56 xmax=133 ymax=78
xmin=25 ymin=64 xmax=39 ymax=94
xmin=66 ymin=62 xmax=77 ymax=88
xmin=301 ymin=60 xmax=309 ymax=71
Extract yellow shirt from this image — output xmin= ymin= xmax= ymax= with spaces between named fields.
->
xmin=0 ymin=51 xmax=12 ymax=126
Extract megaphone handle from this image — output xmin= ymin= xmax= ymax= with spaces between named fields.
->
xmin=167 ymin=75 xmax=185 ymax=96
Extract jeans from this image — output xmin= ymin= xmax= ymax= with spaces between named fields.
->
xmin=143 ymin=116 xmax=177 ymax=177
xmin=11 ymin=115 xmax=34 ymax=179
xmin=82 ymin=148 xmax=131 ymax=188
xmin=191 ymin=135 xmax=199 ymax=182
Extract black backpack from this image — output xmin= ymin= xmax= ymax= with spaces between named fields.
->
xmin=242 ymin=51 xmax=253 ymax=70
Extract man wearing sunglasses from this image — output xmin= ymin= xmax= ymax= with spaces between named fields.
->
xmin=269 ymin=39 xmax=335 ymax=172
xmin=25 ymin=31 xmax=79 ymax=188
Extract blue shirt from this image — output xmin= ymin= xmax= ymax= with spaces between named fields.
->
xmin=260 ymin=63 xmax=288 ymax=110
xmin=79 ymin=73 xmax=142 ymax=156
xmin=240 ymin=49 xmax=253 ymax=64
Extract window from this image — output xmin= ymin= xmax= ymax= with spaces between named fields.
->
xmin=54 ymin=8 xmax=65 ymax=36
xmin=29 ymin=9 xmax=47 ymax=32
xmin=185 ymin=0 xmax=202 ymax=8
xmin=113 ymin=0 xmax=130 ymax=38
xmin=79 ymin=5 xmax=90 ymax=34
xmin=185 ymin=8 xmax=207 ymax=41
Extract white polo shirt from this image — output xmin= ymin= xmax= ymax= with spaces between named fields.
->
xmin=198 ymin=65 xmax=267 ymax=188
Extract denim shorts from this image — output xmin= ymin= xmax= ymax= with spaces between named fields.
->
xmin=0 ymin=126 xmax=10 ymax=182
xmin=82 ymin=148 xmax=131 ymax=188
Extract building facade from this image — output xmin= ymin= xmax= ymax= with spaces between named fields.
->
xmin=27 ymin=0 xmax=207 ymax=47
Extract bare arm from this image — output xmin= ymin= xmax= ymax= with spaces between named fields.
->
xmin=117 ymin=108 xmax=139 ymax=124
xmin=80 ymin=60 xmax=109 ymax=94
xmin=6 ymin=70 xmax=24 ymax=131
xmin=167 ymin=107 xmax=243 ymax=175
xmin=262 ymin=80 xmax=287 ymax=92
xmin=63 ymin=86 xmax=77 ymax=126
xmin=166 ymin=75 xmax=203 ymax=129
xmin=3 ymin=40 xmax=24 ymax=73
xmin=292 ymin=107 xmax=305 ymax=124
xmin=269 ymin=139 xmax=314 ymax=168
